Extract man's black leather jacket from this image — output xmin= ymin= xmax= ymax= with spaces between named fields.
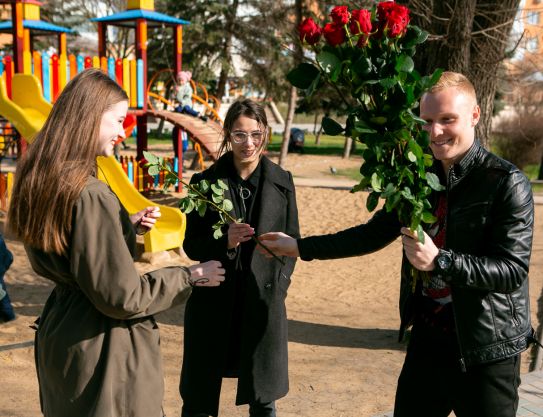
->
xmin=298 ymin=141 xmax=534 ymax=368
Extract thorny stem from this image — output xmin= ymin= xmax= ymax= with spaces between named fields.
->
xmin=160 ymin=163 xmax=285 ymax=265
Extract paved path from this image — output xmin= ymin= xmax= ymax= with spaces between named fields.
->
xmin=371 ymin=370 xmax=543 ymax=417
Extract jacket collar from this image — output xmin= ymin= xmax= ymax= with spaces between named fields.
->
xmin=446 ymin=140 xmax=486 ymax=187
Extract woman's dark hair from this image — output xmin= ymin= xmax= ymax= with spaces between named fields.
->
xmin=218 ymin=98 xmax=269 ymax=156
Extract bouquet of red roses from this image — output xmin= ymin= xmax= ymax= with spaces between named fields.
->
xmin=289 ymin=2 xmax=443 ymax=239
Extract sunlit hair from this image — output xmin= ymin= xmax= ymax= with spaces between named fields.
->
xmin=218 ymin=98 xmax=269 ymax=156
xmin=427 ymin=71 xmax=477 ymax=103
xmin=8 ymin=68 xmax=128 ymax=255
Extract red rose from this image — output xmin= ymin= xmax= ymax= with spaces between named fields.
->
xmin=323 ymin=22 xmax=346 ymax=47
xmin=386 ymin=7 xmax=410 ymax=37
xmin=377 ymin=1 xmax=395 ymax=21
xmin=349 ymin=9 xmax=372 ymax=36
xmin=376 ymin=1 xmax=410 ymax=38
xmin=298 ymin=17 xmax=322 ymax=45
xmin=330 ymin=5 xmax=350 ymax=26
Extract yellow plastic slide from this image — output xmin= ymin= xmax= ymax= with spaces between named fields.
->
xmin=0 ymin=73 xmax=185 ymax=253
xmin=96 ymin=156 xmax=186 ymax=253
xmin=0 ymin=74 xmax=50 ymax=142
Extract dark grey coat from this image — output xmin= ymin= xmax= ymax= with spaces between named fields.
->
xmin=181 ymin=153 xmax=300 ymax=416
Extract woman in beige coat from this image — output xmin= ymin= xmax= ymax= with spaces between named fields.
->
xmin=7 ymin=68 xmax=225 ymax=417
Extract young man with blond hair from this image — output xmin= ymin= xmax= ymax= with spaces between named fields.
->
xmin=259 ymin=71 xmax=535 ymax=417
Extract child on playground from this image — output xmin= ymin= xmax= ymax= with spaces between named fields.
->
xmin=7 ymin=68 xmax=225 ymax=417
xmin=180 ymin=99 xmax=300 ymax=417
xmin=175 ymin=70 xmax=207 ymax=122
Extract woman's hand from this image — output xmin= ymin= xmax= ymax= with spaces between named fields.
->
xmin=188 ymin=261 xmax=225 ymax=287
xmin=257 ymin=232 xmax=300 ymax=258
xmin=130 ymin=206 xmax=161 ymax=235
xmin=227 ymin=223 xmax=255 ymax=249
xmin=400 ymin=227 xmax=438 ymax=271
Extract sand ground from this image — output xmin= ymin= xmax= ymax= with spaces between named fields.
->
xmin=1 ymin=152 xmax=542 ymax=417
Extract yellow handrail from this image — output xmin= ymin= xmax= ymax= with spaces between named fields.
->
xmin=147 ymin=91 xmax=223 ymax=124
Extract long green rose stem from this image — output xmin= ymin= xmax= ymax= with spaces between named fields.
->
xmin=163 ymin=166 xmax=285 ymax=266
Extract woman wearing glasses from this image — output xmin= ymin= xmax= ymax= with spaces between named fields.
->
xmin=180 ymin=99 xmax=300 ymax=417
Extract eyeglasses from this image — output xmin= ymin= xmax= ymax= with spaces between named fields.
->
xmin=230 ymin=130 xmax=265 ymax=144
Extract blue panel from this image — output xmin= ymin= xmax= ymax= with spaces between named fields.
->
xmin=108 ymin=57 xmax=115 ymax=80
xmin=76 ymin=55 xmax=84 ymax=74
xmin=41 ymin=52 xmax=51 ymax=103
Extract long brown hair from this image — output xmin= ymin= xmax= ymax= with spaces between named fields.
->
xmin=218 ymin=98 xmax=270 ymax=156
xmin=8 ymin=68 xmax=128 ymax=255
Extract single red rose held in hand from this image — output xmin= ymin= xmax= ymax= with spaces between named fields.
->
xmin=330 ymin=5 xmax=350 ymax=26
xmin=298 ymin=17 xmax=322 ymax=45
xmin=323 ymin=22 xmax=346 ymax=46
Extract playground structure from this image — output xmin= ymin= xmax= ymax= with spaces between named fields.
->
xmin=0 ymin=0 xmax=226 ymax=253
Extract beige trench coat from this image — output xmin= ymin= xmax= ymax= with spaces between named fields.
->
xmin=25 ymin=177 xmax=192 ymax=417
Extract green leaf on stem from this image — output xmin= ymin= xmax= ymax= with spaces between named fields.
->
xmin=197 ymin=200 xmax=207 ymax=217
xmin=222 ymin=199 xmax=234 ymax=212
xmin=426 ymin=172 xmax=445 ymax=191
xmin=322 ymin=117 xmax=344 ymax=135
xmin=354 ymin=119 xmax=377 ymax=134
xmin=147 ymin=165 xmax=160 ymax=176
xmin=179 ymin=198 xmax=195 ymax=214
xmin=351 ymin=177 xmax=370 ymax=193
xmin=366 ymin=191 xmax=380 ymax=212
xmin=143 ymin=151 xmax=159 ymax=165
xmin=382 ymin=182 xmax=397 ymax=198
xmin=406 ymin=151 xmax=417 ymax=162
xmin=416 ymin=224 xmax=425 ymax=243
xmin=317 ymin=51 xmax=341 ymax=76
xmin=211 ymin=183 xmax=223 ymax=195
xmin=353 ymin=56 xmax=372 ymax=75
xmin=395 ymin=54 xmax=414 ymax=73
xmin=212 ymin=193 xmax=224 ymax=204
xmin=421 ymin=211 xmax=437 ymax=224
xmin=379 ymin=78 xmax=396 ymax=89
xmin=217 ymin=179 xmax=228 ymax=190
xmin=287 ymin=63 xmax=320 ymax=90
xmin=385 ymin=192 xmax=401 ymax=212
xmin=213 ymin=228 xmax=223 ymax=239
xmin=371 ymin=172 xmax=383 ymax=192
xmin=199 ymin=179 xmax=210 ymax=194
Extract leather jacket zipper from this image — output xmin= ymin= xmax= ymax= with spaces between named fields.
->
xmin=446 ymin=167 xmax=467 ymax=373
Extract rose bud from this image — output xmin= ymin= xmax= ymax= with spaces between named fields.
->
xmin=330 ymin=5 xmax=350 ymax=26
xmin=350 ymin=9 xmax=372 ymax=36
xmin=299 ymin=17 xmax=323 ymax=45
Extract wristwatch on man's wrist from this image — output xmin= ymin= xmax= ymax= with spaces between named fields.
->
xmin=434 ymin=249 xmax=453 ymax=275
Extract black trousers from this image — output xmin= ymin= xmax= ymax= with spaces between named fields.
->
xmin=182 ymin=400 xmax=276 ymax=417
xmin=394 ymin=323 xmax=521 ymax=417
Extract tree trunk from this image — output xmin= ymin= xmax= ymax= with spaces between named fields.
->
xmin=343 ymin=137 xmax=353 ymax=159
xmin=278 ymin=87 xmax=297 ymax=167
xmin=216 ymin=0 xmax=239 ymax=100
xmin=278 ymin=0 xmax=303 ymax=168
xmin=315 ymin=124 xmax=323 ymax=145
xmin=313 ymin=112 xmax=319 ymax=135
xmin=405 ymin=0 xmax=520 ymax=148
xmin=469 ymin=0 xmax=520 ymax=148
